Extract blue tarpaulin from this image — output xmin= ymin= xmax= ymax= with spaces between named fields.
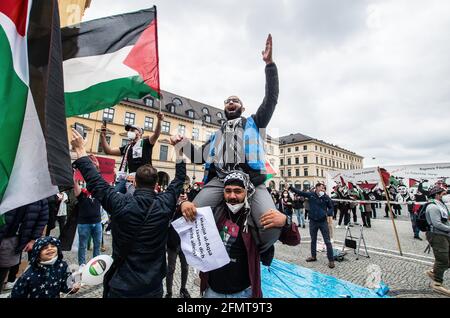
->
xmin=261 ymin=259 xmax=388 ymax=298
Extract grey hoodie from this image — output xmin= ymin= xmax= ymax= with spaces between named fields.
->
xmin=425 ymin=201 xmax=450 ymax=237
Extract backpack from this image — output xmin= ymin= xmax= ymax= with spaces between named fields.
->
xmin=416 ymin=202 xmax=433 ymax=232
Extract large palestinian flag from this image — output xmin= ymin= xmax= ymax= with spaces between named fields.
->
xmin=0 ymin=0 xmax=73 ymax=214
xmin=62 ymin=7 xmax=160 ymax=117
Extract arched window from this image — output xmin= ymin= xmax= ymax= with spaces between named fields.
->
xmin=172 ymin=98 xmax=183 ymax=106
xmin=295 ymin=181 xmax=302 ymax=189
xmin=202 ymin=107 xmax=209 ymax=114
xmin=217 ymin=112 xmax=223 ymax=119
xmin=303 ymin=181 xmax=311 ymax=191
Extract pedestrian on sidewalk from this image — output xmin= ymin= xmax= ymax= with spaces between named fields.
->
xmin=293 ymin=194 xmax=305 ymax=228
xmin=425 ymin=186 xmax=450 ymax=297
xmin=289 ymin=183 xmax=336 ymax=268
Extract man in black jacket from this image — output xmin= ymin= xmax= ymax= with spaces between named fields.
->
xmin=289 ymin=183 xmax=336 ymax=268
xmin=71 ymin=129 xmax=186 ymax=298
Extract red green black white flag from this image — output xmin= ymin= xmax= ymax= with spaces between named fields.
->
xmin=0 ymin=0 xmax=72 ymax=214
xmin=62 ymin=6 xmax=160 ymax=117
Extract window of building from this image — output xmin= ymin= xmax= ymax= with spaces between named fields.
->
xmin=325 ymin=158 xmax=328 ymax=166
xmin=187 ymin=110 xmax=194 ymax=118
xmin=162 ymin=121 xmax=170 ymax=134
xmin=303 ymin=145 xmax=307 ymax=151
xmin=280 ymin=149 xmax=284 ymax=154
xmin=280 ymin=158 xmax=284 ymax=166
xmin=332 ymin=151 xmax=334 ymax=156
xmin=316 ymin=156 xmax=319 ymax=164
xmin=295 ymin=181 xmax=301 ymax=189
xmin=98 ymin=136 xmax=111 ymax=153
xmin=160 ymin=145 xmax=168 ymax=161
xmin=304 ymin=168 xmax=309 ymax=177
xmin=295 ymin=157 xmax=299 ymax=165
xmin=204 ymin=115 xmax=211 ymax=123
xmin=295 ymin=146 xmax=299 ymax=151
xmin=320 ymin=147 xmax=323 ymax=152
xmin=288 ymin=169 xmax=291 ymax=177
xmin=202 ymin=107 xmax=209 ymax=114
xmin=217 ymin=112 xmax=223 ymax=119
xmin=269 ymin=145 xmax=274 ymax=154
xmin=144 ymin=97 xmax=154 ymax=107
xmin=169 ymin=105 xmax=176 ymax=113
xmin=124 ymin=112 xmax=135 ymax=125
xmin=321 ymin=169 xmax=324 ymax=177
xmin=121 ymin=139 xmax=128 ymax=147
xmin=315 ymin=145 xmax=317 ymax=151
xmin=80 ymin=113 xmax=90 ymax=119
xmin=287 ymin=158 xmax=291 ymax=165
xmin=288 ymin=148 xmax=291 ymax=153
xmin=303 ymin=181 xmax=311 ymax=191
xmin=178 ymin=124 xmax=186 ymax=136
xmin=316 ymin=168 xmax=319 ymax=176
xmin=144 ymin=117 xmax=154 ymax=131
xmin=296 ymin=169 xmax=300 ymax=177
xmin=303 ymin=156 xmax=308 ymax=164
xmin=172 ymin=98 xmax=183 ymax=106
xmin=281 ymin=170 xmax=284 ymax=177
xmin=321 ymin=157 xmax=323 ymax=165
xmin=192 ymin=128 xmax=199 ymax=140
xmin=103 ymin=108 xmax=114 ymax=122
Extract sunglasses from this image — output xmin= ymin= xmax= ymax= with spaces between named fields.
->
xmin=224 ymin=98 xmax=241 ymax=105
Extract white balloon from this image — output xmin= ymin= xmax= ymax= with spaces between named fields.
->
xmin=81 ymin=255 xmax=113 ymax=286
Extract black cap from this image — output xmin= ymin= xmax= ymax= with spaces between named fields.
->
xmin=125 ymin=124 xmax=143 ymax=134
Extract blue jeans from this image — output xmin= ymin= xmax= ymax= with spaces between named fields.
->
xmin=78 ymin=223 xmax=102 ymax=265
xmin=410 ymin=213 xmax=420 ymax=237
xmin=204 ymin=287 xmax=252 ymax=298
xmin=294 ymin=208 xmax=305 ymax=227
xmin=309 ymin=219 xmax=334 ymax=261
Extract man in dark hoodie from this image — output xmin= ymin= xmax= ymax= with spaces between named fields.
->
xmin=71 ymin=128 xmax=186 ymax=298
xmin=10 ymin=236 xmax=79 ymax=298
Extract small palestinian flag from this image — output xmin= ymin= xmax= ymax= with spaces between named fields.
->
xmin=265 ymin=160 xmax=277 ymax=181
xmin=89 ymin=259 xmax=107 ymax=276
xmin=0 ymin=0 xmax=72 ymax=214
xmin=62 ymin=7 xmax=160 ymax=117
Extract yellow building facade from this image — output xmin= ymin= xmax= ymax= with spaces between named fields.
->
xmin=279 ymin=133 xmax=364 ymax=190
xmin=58 ymin=0 xmax=91 ymax=27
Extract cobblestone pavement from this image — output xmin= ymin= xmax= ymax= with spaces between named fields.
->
xmin=1 ymin=212 xmax=449 ymax=298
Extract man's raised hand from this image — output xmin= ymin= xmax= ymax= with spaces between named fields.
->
xmin=71 ymin=128 xmax=88 ymax=158
xmin=262 ymin=33 xmax=273 ymax=64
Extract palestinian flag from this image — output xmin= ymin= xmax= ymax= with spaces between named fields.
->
xmin=409 ymin=178 xmax=419 ymax=188
xmin=62 ymin=7 xmax=160 ymax=117
xmin=265 ymin=160 xmax=277 ymax=181
xmin=0 ymin=0 xmax=72 ymax=214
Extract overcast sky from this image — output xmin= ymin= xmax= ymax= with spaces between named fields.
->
xmin=82 ymin=0 xmax=450 ymax=168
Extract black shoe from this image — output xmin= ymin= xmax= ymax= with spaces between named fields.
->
xmin=302 ymin=225 xmax=306 ymax=228
xmin=179 ymin=288 xmax=191 ymax=298
xmin=414 ymin=236 xmax=423 ymax=241
xmin=165 ymin=293 xmax=172 ymax=298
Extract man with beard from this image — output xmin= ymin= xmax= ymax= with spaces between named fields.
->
xmin=180 ymin=171 xmax=299 ymax=298
xmin=171 ymin=34 xmax=279 ymax=253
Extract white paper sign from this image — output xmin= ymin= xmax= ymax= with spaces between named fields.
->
xmin=171 ymin=206 xmax=230 ymax=272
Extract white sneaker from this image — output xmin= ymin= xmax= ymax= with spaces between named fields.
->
xmin=3 ymin=281 xmax=16 ymax=290
xmin=105 ymin=231 xmax=111 ymax=235
xmin=336 ymin=225 xmax=341 ymax=229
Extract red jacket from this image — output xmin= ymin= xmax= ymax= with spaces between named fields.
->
xmin=200 ymin=205 xmax=300 ymax=298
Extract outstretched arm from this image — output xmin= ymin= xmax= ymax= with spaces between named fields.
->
xmin=170 ymin=135 xmax=212 ymax=165
xmin=253 ymin=34 xmax=279 ymax=129
xmin=100 ymin=124 xmax=121 ymax=156
xmin=149 ymin=112 xmax=164 ymax=145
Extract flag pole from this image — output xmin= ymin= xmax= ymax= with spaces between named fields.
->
xmin=154 ymin=5 xmax=162 ymax=113
xmin=377 ymin=167 xmax=403 ymax=256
